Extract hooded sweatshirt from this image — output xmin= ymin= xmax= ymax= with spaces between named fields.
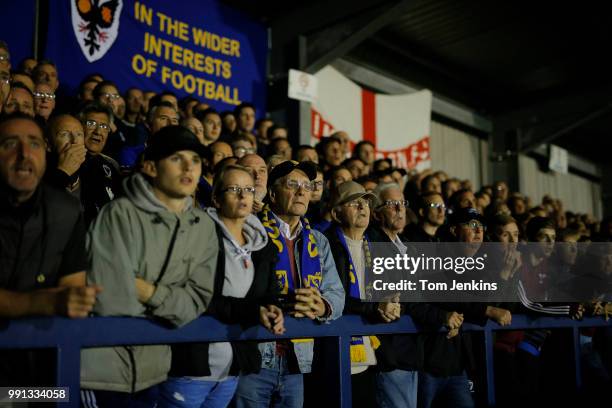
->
xmin=81 ymin=173 xmax=218 ymax=392
xmin=194 ymin=208 xmax=268 ymax=381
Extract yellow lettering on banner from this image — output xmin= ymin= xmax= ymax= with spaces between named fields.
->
xmin=230 ymin=40 xmax=240 ymax=58
xmin=205 ymin=81 xmax=215 ymax=99
xmin=158 ymin=66 xmax=241 ymax=105
xmin=222 ymin=61 xmax=231 ymax=79
xmin=156 ymin=11 xmax=190 ymax=41
xmin=161 ymin=66 xmax=171 ymax=84
xmin=131 ymin=54 xmax=157 ymax=77
xmin=142 ymin=33 xmax=233 ymax=79
xmin=134 ymin=1 xmax=153 ymax=26
xmin=171 ymin=45 xmax=183 ymax=66
xmin=191 ymin=27 xmax=241 ymax=57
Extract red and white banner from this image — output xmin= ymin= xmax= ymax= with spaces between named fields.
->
xmin=311 ymin=66 xmax=431 ymax=170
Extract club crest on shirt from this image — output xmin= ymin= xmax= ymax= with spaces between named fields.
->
xmin=102 ymin=163 xmax=112 ymax=179
xmin=71 ymin=0 xmax=123 ymax=62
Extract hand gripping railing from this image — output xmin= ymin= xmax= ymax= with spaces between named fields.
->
xmin=0 ymin=315 xmax=611 ymax=407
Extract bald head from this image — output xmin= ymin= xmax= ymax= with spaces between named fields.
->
xmin=238 ymin=153 xmax=267 ymax=200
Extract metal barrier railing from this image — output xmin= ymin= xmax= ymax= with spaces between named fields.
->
xmin=1 ymin=315 xmax=610 ymax=407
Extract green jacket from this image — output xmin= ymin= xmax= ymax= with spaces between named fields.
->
xmin=81 ymin=174 xmax=218 ymax=392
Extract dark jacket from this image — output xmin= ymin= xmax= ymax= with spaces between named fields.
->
xmin=0 ymin=182 xmax=86 ymax=290
xmin=169 ymin=223 xmax=280 ymax=377
xmin=364 ymin=224 xmax=449 ymax=372
xmin=45 ymin=152 xmax=122 ymax=226
xmin=0 ymin=182 xmax=86 ymax=386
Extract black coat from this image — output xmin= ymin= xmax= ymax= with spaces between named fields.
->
xmin=345 ymin=225 xmax=449 ymax=372
xmin=169 ymin=223 xmax=280 ymax=377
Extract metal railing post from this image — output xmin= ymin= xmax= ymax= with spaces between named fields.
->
xmin=572 ymin=326 xmax=582 ymax=390
xmin=56 ymin=342 xmax=81 ymax=408
xmin=484 ymin=326 xmax=496 ymax=406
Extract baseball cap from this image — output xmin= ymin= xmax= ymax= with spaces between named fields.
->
xmin=267 ymin=160 xmax=317 ymax=188
xmin=144 ymin=125 xmax=208 ymax=161
xmin=449 ymin=207 xmax=486 ymax=226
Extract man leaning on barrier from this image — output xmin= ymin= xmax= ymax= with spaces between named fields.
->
xmin=0 ymin=113 xmax=101 ymax=387
xmin=80 ymin=126 xmax=218 ymax=407
xmin=233 ymin=160 xmax=345 ymax=408
xmin=324 ymin=180 xmax=401 ymax=407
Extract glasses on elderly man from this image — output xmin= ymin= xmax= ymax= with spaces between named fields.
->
xmin=379 ymin=200 xmax=409 ymax=210
xmin=101 ymin=93 xmax=121 ymax=100
xmin=283 ymin=179 xmax=314 ymax=192
xmin=0 ymin=54 xmax=10 ymax=64
xmin=85 ymin=119 xmax=111 ymax=132
xmin=33 ymin=92 xmax=56 ymax=100
xmin=234 ymin=146 xmax=255 ymax=155
xmin=345 ymin=199 xmax=370 ymax=208
xmin=220 ymin=185 xmax=256 ymax=196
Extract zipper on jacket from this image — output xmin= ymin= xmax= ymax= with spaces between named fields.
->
xmin=126 ymin=346 xmax=137 ymax=393
xmin=154 ymin=219 xmax=181 ymax=285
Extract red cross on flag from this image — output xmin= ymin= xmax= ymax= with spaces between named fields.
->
xmin=311 ymin=66 xmax=432 ymax=171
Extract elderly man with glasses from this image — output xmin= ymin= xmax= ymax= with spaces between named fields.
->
xmin=76 ymin=103 xmax=122 ymax=225
xmin=33 ymin=83 xmax=55 ymax=121
xmin=234 ymin=160 xmax=344 ymax=408
xmin=324 ymin=180 xmax=405 ymax=407
xmin=369 ymin=182 xmax=410 ymax=253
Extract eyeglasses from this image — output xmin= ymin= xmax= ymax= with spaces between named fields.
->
xmin=0 ymin=55 xmax=10 ymax=63
xmin=379 ymin=200 xmax=409 ymax=210
xmin=461 ymin=220 xmax=486 ymax=231
xmin=85 ymin=119 xmax=110 ymax=132
xmin=33 ymin=91 xmax=56 ymax=100
xmin=101 ymin=93 xmax=121 ymax=100
xmin=234 ymin=146 xmax=255 ymax=155
xmin=221 ymin=185 xmax=256 ymax=196
xmin=312 ymin=180 xmax=324 ymax=190
xmin=283 ymin=179 xmax=314 ymax=192
xmin=345 ymin=199 xmax=370 ymax=208
xmin=427 ymin=202 xmax=446 ymax=209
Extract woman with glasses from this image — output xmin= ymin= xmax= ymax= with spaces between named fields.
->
xmin=160 ymin=164 xmax=285 ymax=408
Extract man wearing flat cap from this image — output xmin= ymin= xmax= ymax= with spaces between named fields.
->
xmin=324 ymin=181 xmax=403 ymax=406
xmin=81 ymin=125 xmax=218 ymax=406
xmin=234 ymin=160 xmax=345 ymax=408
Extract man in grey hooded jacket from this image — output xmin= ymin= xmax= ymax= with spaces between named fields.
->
xmin=81 ymin=126 xmax=218 ymax=407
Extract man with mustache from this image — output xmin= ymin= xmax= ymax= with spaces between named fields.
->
xmin=0 ymin=113 xmax=101 ymax=386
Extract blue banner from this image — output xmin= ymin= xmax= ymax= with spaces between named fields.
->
xmin=45 ymin=0 xmax=267 ymax=113
xmin=0 ymin=0 xmax=36 ymax=67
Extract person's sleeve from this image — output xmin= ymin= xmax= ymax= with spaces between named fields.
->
xmin=45 ymin=168 xmax=72 ymax=190
xmin=145 ymin=217 xmax=218 ymax=327
xmin=315 ymin=232 xmax=345 ymax=322
xmin=517 ymin=280 xmax=570 ymax=315
xmin=404 ymin=302 xmax=449 ymax=330
xmin=57 ymin=209 xmax=88 ymax=279
xmin=207 ymin=296 xmax=261 ymax=326
xmin=87 ymin=202 xmax=145 ymax=317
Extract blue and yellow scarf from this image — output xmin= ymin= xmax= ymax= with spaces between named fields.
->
xmin=261 ymin=208 xmax=322 ymax=294
xmin=262 ymin=207 xmax=322 ymax=344
xmin=335 ymin=226 xmax=380 ymax=363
